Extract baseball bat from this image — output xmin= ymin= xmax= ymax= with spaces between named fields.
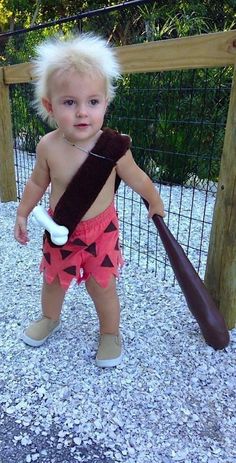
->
xmin=143 ymin=201 xmax=229 ymax=350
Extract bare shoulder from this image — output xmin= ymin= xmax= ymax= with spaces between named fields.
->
xmin=36 ymin=130 xmax=57 ymax=157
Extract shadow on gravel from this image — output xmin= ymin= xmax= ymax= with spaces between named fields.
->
xmin=0 ymin=413 xmax=114 ymax=463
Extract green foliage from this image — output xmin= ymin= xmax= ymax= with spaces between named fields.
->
xmin=2 ymin=0 xmax=234 ymax=184
xmin=106 ymin=67 xmax=230 ymax=185
xmin=11 ymin=84 xmax=50 ymax=153
xmin=138 ymin=3 xmax=212 ymax=41
xmin=138 ymin=0 xmax=236 ymax=41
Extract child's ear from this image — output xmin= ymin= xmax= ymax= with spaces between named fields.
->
xmin=42 ymin=98 xmax=53 ymax=114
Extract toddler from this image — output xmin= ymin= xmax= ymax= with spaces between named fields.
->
xmin=14 ymin=33 xmax=165 ymax=367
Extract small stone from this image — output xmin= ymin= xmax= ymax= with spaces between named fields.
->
xmin=73 ymin=437 xmax=81 ymax=446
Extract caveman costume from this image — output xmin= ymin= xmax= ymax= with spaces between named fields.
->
xmin=40 ymin=128 xmax=131 ymax=290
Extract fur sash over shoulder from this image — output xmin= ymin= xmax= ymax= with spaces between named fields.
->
xmin=49 ymin=127 xmax=131 ymax=241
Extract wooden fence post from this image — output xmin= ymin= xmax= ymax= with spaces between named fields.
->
xmin=0 ymin=67 xmax=17 ymax=202
xmin=204 ymin=66 xmax=236 ymax=329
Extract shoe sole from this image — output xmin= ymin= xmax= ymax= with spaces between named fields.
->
xmin=20 ymin=322 xmax=61 ymax=347
xmin=95 ymin=352 xmax=123 ymax=368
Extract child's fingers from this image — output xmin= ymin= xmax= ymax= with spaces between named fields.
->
xmin=14 ymin=224 xmax=29 ymax=244
xmin=148 ymin=209 xmax=166 ymax=219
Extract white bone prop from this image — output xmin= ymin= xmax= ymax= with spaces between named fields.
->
xmin=32 ymin=205 xmax=69 ymax=245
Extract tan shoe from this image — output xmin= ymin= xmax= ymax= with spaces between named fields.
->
xmin=21 ymin=316 xmax=60 ymax=347
xmin=96 ymin=333 xmax=122 ymax=367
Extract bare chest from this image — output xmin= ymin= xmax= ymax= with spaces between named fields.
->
xmin=49 ymin=150 xmax=88 ymax=188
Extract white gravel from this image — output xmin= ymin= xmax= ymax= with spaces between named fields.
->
xmin=0 ymin=187 xmax=236 ymax=463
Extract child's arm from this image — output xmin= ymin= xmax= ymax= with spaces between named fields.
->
xmin=116 ymin=149 xmax=165 ymax=218
xmin=14 ymin=142 xmax=50 ymax=244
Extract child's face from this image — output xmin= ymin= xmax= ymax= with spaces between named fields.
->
xmin=43 ymin=69 xmax=108 ymax=144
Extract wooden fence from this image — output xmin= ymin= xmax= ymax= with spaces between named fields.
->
xmin=0 ymin=30 xmax=236 ymax=328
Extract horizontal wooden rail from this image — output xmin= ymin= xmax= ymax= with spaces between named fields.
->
xmin=118 ymin=29 xmax=236 ymax=73
xmin=2 ymin=29 xmax=236 ymax=84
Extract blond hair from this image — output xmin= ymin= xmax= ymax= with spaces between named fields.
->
xmin=32 ymin=33 xmax=121 ymax=127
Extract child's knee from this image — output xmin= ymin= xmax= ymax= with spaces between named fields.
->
xmin=85 ymin=275 xmax=116 ymax=297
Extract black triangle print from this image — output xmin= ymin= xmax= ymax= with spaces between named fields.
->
xmin=63 ymin=266 xmax=76 ymax=275
xmin=71 ymin=238 xmax=87 ymax=246
xmin=104 ymin=221 xmax=117 ymax=233
xmin=60 ymin=250 xmax=73 ymax=260
xmin=101 ymin=255 xmax=114 ymax=268
xmin=85 ymin=242 xmax=97 ymax=257
xmin=114 ymin=238 xmax=119 ymax=250
xmin=44 ymin=252 xmax=51 ymax=265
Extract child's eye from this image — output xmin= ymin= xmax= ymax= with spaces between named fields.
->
xmin=64 ymin=99 xmax=75 ymax=106
xmin=90 ymin=99 xmax=99 ymax=106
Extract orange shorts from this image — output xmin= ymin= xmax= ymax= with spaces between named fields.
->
xmin=40 ymin=202 xmax=124 ymax=291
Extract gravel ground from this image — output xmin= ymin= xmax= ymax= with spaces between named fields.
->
xmin=0 ymin=194 xmax=236 ymax=463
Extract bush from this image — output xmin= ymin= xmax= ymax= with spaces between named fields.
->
xmin=106 ymin=67 xmax=230 ymax=185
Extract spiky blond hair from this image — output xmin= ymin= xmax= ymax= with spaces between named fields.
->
xmin=32 ymin=33 xmax=121 ymax=127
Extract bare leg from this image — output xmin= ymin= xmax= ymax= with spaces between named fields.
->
xmin=41 ymin=276 xmax=66 ymax=321
xmin=85 ymin=276 xmax=120 ymax=335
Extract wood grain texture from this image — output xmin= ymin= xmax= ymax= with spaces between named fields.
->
xmin=205 ymin=67 xmax=236 ymax=329
xmin=0 ymin=69 xmax=17 ymax=202
xmin=118 ymin=30 xmax=236 ymax=73
xmin=3 ymin=30 xmax=236 ymax=84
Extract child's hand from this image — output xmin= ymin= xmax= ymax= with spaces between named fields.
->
xmin=14 ymin=216 xmax=29 ymax=245
xmin=148 ymin=200 xmax=166 ymax=219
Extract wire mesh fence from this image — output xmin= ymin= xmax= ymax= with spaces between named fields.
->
xmin=107 ymin=67 xmax=231 ymax=280
xmin=2 ymin=0 xmax=233 ymax=282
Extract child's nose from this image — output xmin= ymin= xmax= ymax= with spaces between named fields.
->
xmin=76 ymin=104 xmax=87 ymax=117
